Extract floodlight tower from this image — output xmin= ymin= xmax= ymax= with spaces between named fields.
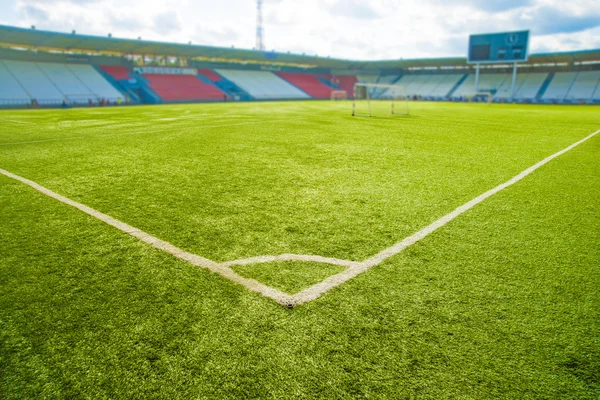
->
xmin=256 ymin=0 xmax=265 ymax=51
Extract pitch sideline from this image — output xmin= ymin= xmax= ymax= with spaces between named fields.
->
xmin=0 ymin=128 xmax=597 ymax=306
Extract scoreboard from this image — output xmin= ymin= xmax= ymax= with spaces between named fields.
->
xmin=468 ymin=31 xmax=530 ymax=64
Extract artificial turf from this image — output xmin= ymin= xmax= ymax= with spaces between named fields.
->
xmin=232 ymin=261 xmax=347 ymax=294
xmin=0 ymin=101 xmax=599 ymax=398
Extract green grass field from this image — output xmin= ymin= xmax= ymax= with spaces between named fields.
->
xmin=1 ymin=101 xmax=599 ymax=398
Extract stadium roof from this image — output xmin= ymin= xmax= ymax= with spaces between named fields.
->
xmin=1 ymin=24 xmax=599 ymax=70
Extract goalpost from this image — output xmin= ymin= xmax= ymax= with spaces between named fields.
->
xmin=352 ymin=83 xmax=409 ymax=117
xmin=466 ymin=91 xmax=494 ymax=104
xmin=331 ymin=90 xmax=348 ymax=101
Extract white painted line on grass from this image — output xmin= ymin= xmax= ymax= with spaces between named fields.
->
xmin=0 ymin=137 xmax=86 ymax=146
xmin=221 ymin=254 xmax=363 ymax=269
xmin=0 ymin=119 xmax=34 ymax=125
xmin=291 ymin=128 xmax=600 ymax=305
xmin=1 ymin=128 xmax=597 ymax=307
xmin=0 ymin=168 xmax=294 ymax=306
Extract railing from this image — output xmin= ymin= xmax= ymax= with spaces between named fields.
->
xmin=0 ymin=97 xmax=130 ymax=108
xmin=0 ymin=99 xmax=30 ymax=107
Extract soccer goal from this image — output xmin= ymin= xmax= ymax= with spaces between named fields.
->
xmin=352 ymin=83 xmax=409 ymax=117
xmin=466 ymin=91 xmax=494 ymax=104
xmin=331 ymin=90 xmax=348 ymax=101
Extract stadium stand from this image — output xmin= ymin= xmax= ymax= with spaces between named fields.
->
xmin=37 ymin=62 xmax=92 ymax=102
xmin=452 ymin=73 xmax=511 ymax=98
xmin=412 ymin=75 xmax=444 ymax=96
xmin=377 ymin=75 xmax=401 ymax=85
xmin=197 ymin=69 xmax=223 ymax=82
xmin=429 ymin=75 xmax=465 ymax=98
xmin=378 ymin=74 xmax=464 ymax=99
xmin=3 ymin=60 xmax=65 ymax=103
xmin=511 ymin=73 xmax=548 ymax=100
xmin=565 ymin=71 xmax=600 ymax=101
xmin=357 ymin=75 xmax=379 ymax=84
xmin=0 ymin=25 xmax=599 ymax=106
xmin=493 ymin=73 xmax=530 ymax=100
xmin=394 ymin=75 xmax=436 ymax=97
xmin=399 ymin=75 xmax=432 ymax=96
xmin=0 ymin=60 xmax=123 ymax=105
xmin=67 ymin=64 xmax=124 ymax=100
xmin=276 ymin=72 xmax=333 ymax=98
xmin=41 ymin=63 xmax=122 ymax=102
xmin=542 ymin=72 xmax=578 ymax=101
xmin=334 ymin=76 xmax=358 ymax=96
xmin=215 ymin=70 xmax=310 ymax=99
xmin=194 ymin=69 xmax=252 ymax=100
xmin=100 ymin=65 xmax=132 ymax=81
xmin=142 ymin=74 xmax=228 ymax=101
xmin=594 ymin=80 xmax=600 ymax=100
xmin=0 ymin=61 xmax=30 ymax=104
xmin=358 ymin=75 xmax=401 ymax=97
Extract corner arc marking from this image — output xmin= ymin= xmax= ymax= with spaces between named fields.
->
xmin=1 ymin=128 xmax=597 ymax=307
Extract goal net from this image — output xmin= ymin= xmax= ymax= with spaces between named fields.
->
xmin=331 ymin=90 xmax=348 ymax=101
xmin=466 ymin=91 xmax=494 ymax=104
xmin=352 ymin=83 xmax=409 ymax=117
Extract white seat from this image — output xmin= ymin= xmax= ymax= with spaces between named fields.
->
xmin=215 ymin=70 xmax=310 ymax=99
xmin=0 ymin=61 xmax=30 ymax=104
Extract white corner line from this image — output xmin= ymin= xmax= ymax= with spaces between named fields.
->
xmin=221 ymin=254 xmax=363 ymax=269
xmin=0 ymin=128 xmax=597 ymax=307
xmin=289 ymin=128 xmax=599 ymax=305
xmin=0 ymin=168 xmax=294 ymax=306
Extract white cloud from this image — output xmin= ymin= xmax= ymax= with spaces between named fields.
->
xmin=6 ymin=0 xmax=600 ymax=59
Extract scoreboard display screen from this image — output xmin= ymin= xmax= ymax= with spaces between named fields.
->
xmin=468 ymin=31 xmax=530 ymax=64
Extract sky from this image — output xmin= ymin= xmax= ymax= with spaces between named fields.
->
xmin=0 ymin=0 xmax=599 ymax=60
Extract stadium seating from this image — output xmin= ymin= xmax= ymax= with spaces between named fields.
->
xmin=36 ymin=62 xmax=91 ymax=101
xmin=377 ymin=75 xmax=401 ymax=85
xmin=67 ymin=64 xmax=124 ymax=100
xmin=357 ymin=75 xmax=379 ymax=84
xmin=100 ymin=65 xmax=132 ymax=81
xmin=0 ymin=60 xmax=124 ymax=105
xmin=0 ymin=61 xmax=30 ymax=104
xmin=142 ymin=74 xmax=228 ymax=101
xmin=357 ymin=75 xmax=400 ymax=97
xmin=377 ymin=74 xmax=463 ymax=98
xmin=429 ymin=75 xmax=465 ymax=98
xmin=399 ymin=75 xmax=430 ymax=96
xmin=3 ymin=60 xmax=65 ymax=103
xmin=542 ymin=72 xmax=578 ymax=100
xmin=383 ymin=72 xmax=546 ymax=101
xmin=39 ymin=63 xmax=122 ymax=102
xmin=334 ymin=76 xmax=358 ymax=96
xmin=276 ymin=72 xmax=333 ymax=98
xmin=512 ymin=73 xmax=548 ymax=99
xmin=0 ymin=57 xmax=598 ymax=106
xmin=393 ymin=75 xmax=434 ymax=97
xmin=413 ymin=75 xmax=445 ymax=97
xmin=565 ymin=71 xmax=600 ymax=100
xmin=453 ymin=73 xmax=510 ymax=98
xmin=215 ymin=70 xmax=310 ymax=99
xmin=197 ymin=69 xmax=224 ymax=82
xmin=493 ymin=73 xmax=530 ymax=99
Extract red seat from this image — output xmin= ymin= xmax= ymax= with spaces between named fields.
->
xmin=276 ymin=72 xmax=333 ymax=99
xmin=143 ymin=74 xmax=228 ymax=101
xmin=335 ymin=76 xmax=358 ymax=96
xmin=100 ymin=65 xmax=131 ymax=81
xmin=197 ymin=69 xmax=223 ymax=82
